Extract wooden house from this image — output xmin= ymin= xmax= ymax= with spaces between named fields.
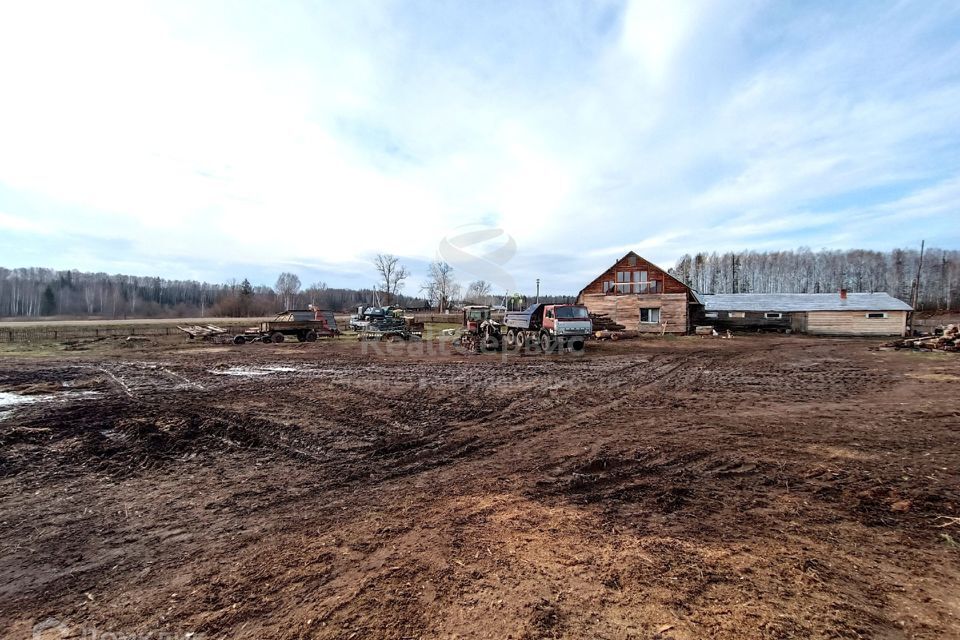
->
xmin=576 ymin=251 xmax=700 ymax=334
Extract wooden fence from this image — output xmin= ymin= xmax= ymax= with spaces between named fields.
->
xmin=0 ymin=323 xmax=256 ymax=344
xmin=0 ymin=315 xmax=464 ymax=343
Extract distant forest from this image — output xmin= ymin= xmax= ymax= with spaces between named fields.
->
xmin=669 ymin=246 xmax=958 ymax=310
xmin=0 ymin=268 xmax=430 ymax=319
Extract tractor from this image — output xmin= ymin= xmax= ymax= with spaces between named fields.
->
xmin=458 ymin=305 xmax=503 ymax=352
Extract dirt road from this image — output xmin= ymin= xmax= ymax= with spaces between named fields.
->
xmin=1 ymin=335 xmax=958 ymax=638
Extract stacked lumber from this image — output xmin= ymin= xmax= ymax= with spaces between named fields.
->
xmin=177 ymin=324 xmax=228 ymax=339
xmin=887 ymin=324 xmax=959 ymax=352
xmin=589 ymin=313 xmax=625 ymax=332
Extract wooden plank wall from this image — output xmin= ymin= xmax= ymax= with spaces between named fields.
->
xmin=695 ymin=311 xmax=793 ymax=331
xmin=805 ymin=311 xmax=907 ymax=336
xmin=581 ymin=293 xmax=688 ymax=333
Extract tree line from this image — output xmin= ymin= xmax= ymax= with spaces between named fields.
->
xmin=668 ymin=246 xmax=959 ymax=310
xmin=0 ymin=254 xmax=554 ymax=319
xmin=0 ymin=267 xmax=429 ymax=319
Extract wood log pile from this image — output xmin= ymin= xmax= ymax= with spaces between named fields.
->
xmin=887 ymin=324 xmax=959 ymax=352
xmin=589 ymin=313 xmax=625 ymax=332
xmin=593 ymin=329 xmax=639 ymax=341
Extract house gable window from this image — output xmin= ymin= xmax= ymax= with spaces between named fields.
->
xmin=640 ymin=307 xmax=660 ymax=323
xmin=605 ymin=268 xmax=662 ymax=294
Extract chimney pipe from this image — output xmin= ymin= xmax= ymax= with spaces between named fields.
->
xmin=840 ymin=289 xmax=847 ymax=300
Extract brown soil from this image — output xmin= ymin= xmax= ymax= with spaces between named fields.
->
xmin=1 ymin=335 xmax=958 ymax=639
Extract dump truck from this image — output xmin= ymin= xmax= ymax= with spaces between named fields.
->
xmin=234 ymin=308 xmax=339 ymax=344
xmin=502 ymin=303 xmax=592 ymax=352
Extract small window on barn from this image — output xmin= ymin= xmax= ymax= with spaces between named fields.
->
xmin=628 ymin=255 xmax=637 ymax=267
xmin=728 ymin=311 xmax=745 ymax=318
xmin=705 ymin=311 xmax=718 ymax=318
xmin=765 ymin=312 xmax=782 ymax=319
xmin=865 ymin=312 xmax=888 ymax=319
xmin=640 ymin=308 xmax=660 ymax=323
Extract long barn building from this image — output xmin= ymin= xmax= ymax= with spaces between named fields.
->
xmin=699 ymin=292 xmax=911 ymax=336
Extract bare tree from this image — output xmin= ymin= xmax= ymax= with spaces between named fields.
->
xmin=669 ymin=245 xmax=960 ymax=310
xmin=275 ymin=272 xmax=301 ymax=310
xmin=373 ymin=254 xmax=410 ymax=305
xmin=304 ymin=281 xmax=328 ymax=307
xmin=422 ymin=260 xmax=459 ymax=313
xmin=465 ymin=279 xmax=492 ymax=303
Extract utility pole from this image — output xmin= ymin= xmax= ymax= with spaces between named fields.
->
xmin=910 ymin=240 xmax=925 ymax=311
xmin=535 ymin=279 xmax=540 ymax=303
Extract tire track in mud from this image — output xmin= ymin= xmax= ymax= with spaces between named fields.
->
xmin=353 ymin=355 xmax=710 ymax=483
xmin=0 ymin=344 xmax=896 ymax=496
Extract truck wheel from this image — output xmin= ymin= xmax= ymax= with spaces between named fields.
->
xmin=305 ymin=330 xmax=318 ymax=342
xmin=482 ymin=335 xmax=499 ymax=352
xmin=570 ymin=339 xmax=585 ymax=352
xmin=515 ymin=331 xmax=525 ymax=349
xmin=539 ymin=332 xmax=555 ymax=353
xmin=271 ymin=332 xmax=285 ymax=344
xmin=261 ymin=334 xmax=272 ymax=344
xmin=505 ymin=329 xmax=516 ymax=349
xmin=233 ymin=335 xmax=246 ymax=345
xmin=296 ymin=331 xmax=307 ymax=342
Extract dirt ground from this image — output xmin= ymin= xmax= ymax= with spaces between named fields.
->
xmin=1 ymin=333 xmax=958 ymax=639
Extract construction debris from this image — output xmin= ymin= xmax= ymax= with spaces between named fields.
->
xmin=887 ymin=324 xmax=959 ymax=352
xmin=177 ymin=325 xmax=228 ymax=339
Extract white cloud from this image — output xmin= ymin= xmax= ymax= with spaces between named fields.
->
xmin=0 ymin=212 xmax=49 ymax=234
xmin=618 ymin=0 xmax=705 ymax=86
xmin=0 ymin=0 xmax=957 ymax=288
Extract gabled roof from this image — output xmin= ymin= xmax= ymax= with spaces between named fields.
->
xmin=703 ymin=293 xmax=913 ymax=312
xmin=579 ymin=251 xmax=691 ymax=296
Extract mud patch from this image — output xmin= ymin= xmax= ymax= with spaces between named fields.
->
xmin=0 ymin=390 xmax=102 ymax=421
xmin=209 ymin=365 xmax=300 ymax=377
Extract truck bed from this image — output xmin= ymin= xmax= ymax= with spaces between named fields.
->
xmin=257 ymin=320 xmax=333 ymax=333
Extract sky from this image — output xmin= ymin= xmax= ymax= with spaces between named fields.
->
xmin=0 ymin=0 xmax=958 ymax=294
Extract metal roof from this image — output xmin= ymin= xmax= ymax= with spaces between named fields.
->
xmin=702 ymin=293 xmax=913 ymax=312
